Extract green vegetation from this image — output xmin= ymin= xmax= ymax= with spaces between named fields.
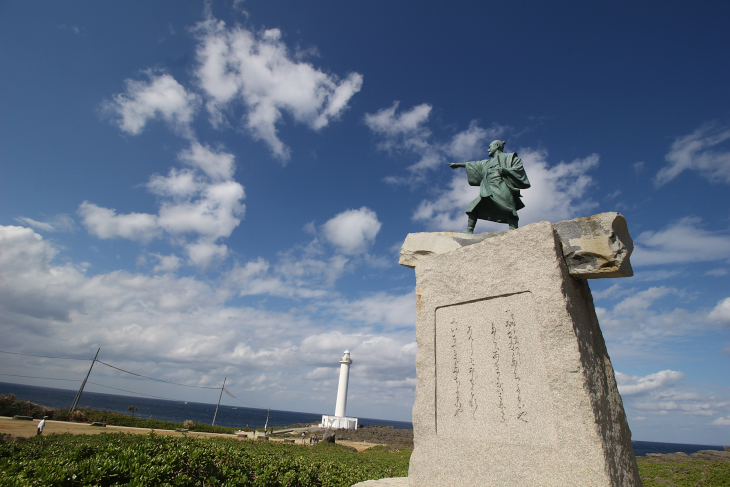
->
xmin=0 ymin=394 xmax=239 ymax=434
xmin=0 ymin=431 xmax=410 ymax=486
xmin=637 ymin=459 xmax=730 ymax=486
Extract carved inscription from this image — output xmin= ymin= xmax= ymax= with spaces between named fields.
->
xmin=450 ymin=321 xmax=478 ymax=418
xmin=506 ymin=313 xmax=527 ymax=422
xmin=450 ymin=320 xmax=463 ymax=416
xmin=490 ymin=321 xmax=505 ymax=423
xmin=466 ymin=325 xmax=477 ymax=419
xmin=434 ymin=292 xmax=557 ymax=447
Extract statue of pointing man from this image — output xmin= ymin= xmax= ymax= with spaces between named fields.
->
xmin=449 ymin=140 xmax=531 ymax=233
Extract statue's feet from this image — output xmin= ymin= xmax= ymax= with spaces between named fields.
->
xmin=461 ymin=229 xmax=474 ymax=234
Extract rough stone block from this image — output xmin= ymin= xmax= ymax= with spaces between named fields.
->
xmin=399 ymin=212 xmax=633 ymax=279
xmin=553 ymin=212 xmax=633 ymax=278
xmin=405 ymin=220 xmax=640 ymax=486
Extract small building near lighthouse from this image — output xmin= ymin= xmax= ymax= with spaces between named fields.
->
xmin=321 ymin=349 xmax=358 ymax=429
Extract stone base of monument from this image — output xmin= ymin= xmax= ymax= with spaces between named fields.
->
xmin=398 ymin=217 xmax=641 ymax=487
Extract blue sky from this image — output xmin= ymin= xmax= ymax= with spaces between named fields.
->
xmin=1 ymin=1 xmax=729 ymax=444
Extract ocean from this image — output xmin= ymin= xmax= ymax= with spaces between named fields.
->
xmin=1 ymin=381 xmax=725 ymax=456
xmin=0 ymin=381 xmax=412 ymax=430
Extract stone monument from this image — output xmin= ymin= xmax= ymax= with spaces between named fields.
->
xmin=355 ymin=213 xmax=640 ymax=487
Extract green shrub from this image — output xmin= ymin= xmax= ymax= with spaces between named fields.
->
xmin=0 ymin=431 xmax=410 ymax=486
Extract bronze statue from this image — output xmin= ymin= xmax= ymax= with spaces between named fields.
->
xmin=449 ymin=140 xmax=530 ymax=232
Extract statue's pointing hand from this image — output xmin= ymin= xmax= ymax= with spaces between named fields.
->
xmin=449 ymin=163 xmax=466 ymax=169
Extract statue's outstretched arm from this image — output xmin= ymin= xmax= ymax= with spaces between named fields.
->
xmin=448 ymin=162 xmax=467 ymax=169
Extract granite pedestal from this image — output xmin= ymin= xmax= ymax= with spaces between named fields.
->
xmin=400 ymin=218 xmax=640 ymax=486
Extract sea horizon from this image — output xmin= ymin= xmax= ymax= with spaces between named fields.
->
xmin=0 ymin=381 xmax=412 ymax=430
xmin=1 ymin=381 xmax=726 ymax=457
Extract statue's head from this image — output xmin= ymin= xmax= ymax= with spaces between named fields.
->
xmin=488 ymin=140 xmax=506 ymax=157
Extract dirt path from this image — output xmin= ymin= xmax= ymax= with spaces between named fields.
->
xmin=0 ymin=416 xmax=240 ymax=440
xmin=0 ymin=416 xmax=383 ymax=452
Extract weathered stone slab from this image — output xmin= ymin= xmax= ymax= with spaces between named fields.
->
xmin=399 ymin=212 xmax=633 ymax=279
xmin=406 ymin=220 xmax=640 ymax=486
xmin=553 ymin=212 xmax=633 ymax=278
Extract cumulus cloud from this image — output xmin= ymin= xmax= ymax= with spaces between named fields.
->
xmin=79 ymin=141 xmax=245 ymax=269
xmin=413 ymin=148 xmax=599 ymax=231
xmin=365 ymin=101 xmax=506 ymax=177
xmin=595 ymin=286 xmax=730 ymax=362
xmin=78 ymin=202 xmax=160 ymax=242
xmin=192 ymin=19 xmax=363 ymax=160
xmin=655 ymin=123 xmax=730 ymax=186
xmin=632 ymin=217 xmax=730 ymax=266
xmin=0 ymin=226 xmax=84 ymax=322
xmin=331 ymin=291 xmax=416 ymax=330
xmin=178 ymin=141 xmax=235 ymax=181
xmin=103 ymin=70 xmax=200 ymax=137
xmin=321 ymin=207 xmax=382 ymax=255
xmin=595 ymin=286 xmax=697 ymax=344
xmin=0 ymin=224 xmax=416 ymax=418
xmin=708 ymin=297 xmax=730 ymax=326
xmin=616 ymin=370 xmax=685 ymax=396
xmin=615 ymin=369 xmax=730 ymax=427
xmin=225 ymin=248 xmax=349 ymax=299
xmin=150 ymin=253 xmax=182 ymax=273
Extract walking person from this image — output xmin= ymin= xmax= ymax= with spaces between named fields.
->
xmin=37 ymin=416 xmax=48 ymax=436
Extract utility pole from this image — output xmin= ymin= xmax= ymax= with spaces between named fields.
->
xmin=212 ymin=376 xmax=226 ymax=426
xmin=69 ymin=348 xmax=100 ymax=413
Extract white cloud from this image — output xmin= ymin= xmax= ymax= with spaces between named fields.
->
xmin=80 ymin=142 xmax=245 ymax=269
xmin=321 ymin=207 xmax=382 ymax=255
xmin=655 ymin=123 xmax=730 ymax=186
xmin=0 ymin=224 xmax=416 ymax=413
xmin=150 ymin=253 xmax=182 ymax=273
xmin=178 ymin=141 xmax=235 ymax=181
xmin=712 ymin=416 xmax=730 ymax=426
xmin=332 ymin=291 xmax=416 ymax=329
xmin=78 ymin=202 xmax=160 ymax=242
xmin=364 ymin=102 xmax=432 ymax=146
xmin=157 ymin=180 xmax=245 ymax=240
xmin=413 ymin=148 xmax=599 ymax=231
xmin=185 ymin=239 xmax=229 ymax=269
xmin=104 ymin=70 xmax=199 ymax=137
xmin=708 ymin=297 xmax=730 ymax=326
xmin=616 ymin=369 xmax=729 ymax=423
xmin=632 ymin=217 xmax=730 ymax=266
xmin=364 ymin=102 xmax=506 ymax=176
xmin=14 ymin=214 xmax=75 ymax=233
xmin=192 ymin=19 xmax=363 ymax=160
xmin=147 ymin=168 xmax=201 ymax=199
xmin=0 ymin=226 xmax=84 ymax=322
xmin=616 ymin=370 xmax=685 ymax=396
xmin=596 ymin=286 xmax=697 ymax=343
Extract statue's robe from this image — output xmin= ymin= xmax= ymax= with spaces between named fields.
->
xmin=465 ymin=152 xmax=531 ymax=224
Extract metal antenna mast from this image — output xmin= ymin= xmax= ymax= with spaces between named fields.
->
xmin=69 ymin=348 xmax=100 ymax=413
xmin=212 ymin=376 xmax=226 ymax=426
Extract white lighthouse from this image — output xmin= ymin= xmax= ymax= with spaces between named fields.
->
xmin=321 ymin=350 xmax=358 ymax=429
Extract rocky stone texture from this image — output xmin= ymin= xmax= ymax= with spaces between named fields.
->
xmin=553 ymin=212 xmax=633 ymax=278
xmin=322 ymin=429 xmax=336 ymax=443
xmin=399 ymin=212 xmax=633 ymax=279
xmin=403 ymin=220 xmax=641 ymax=486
